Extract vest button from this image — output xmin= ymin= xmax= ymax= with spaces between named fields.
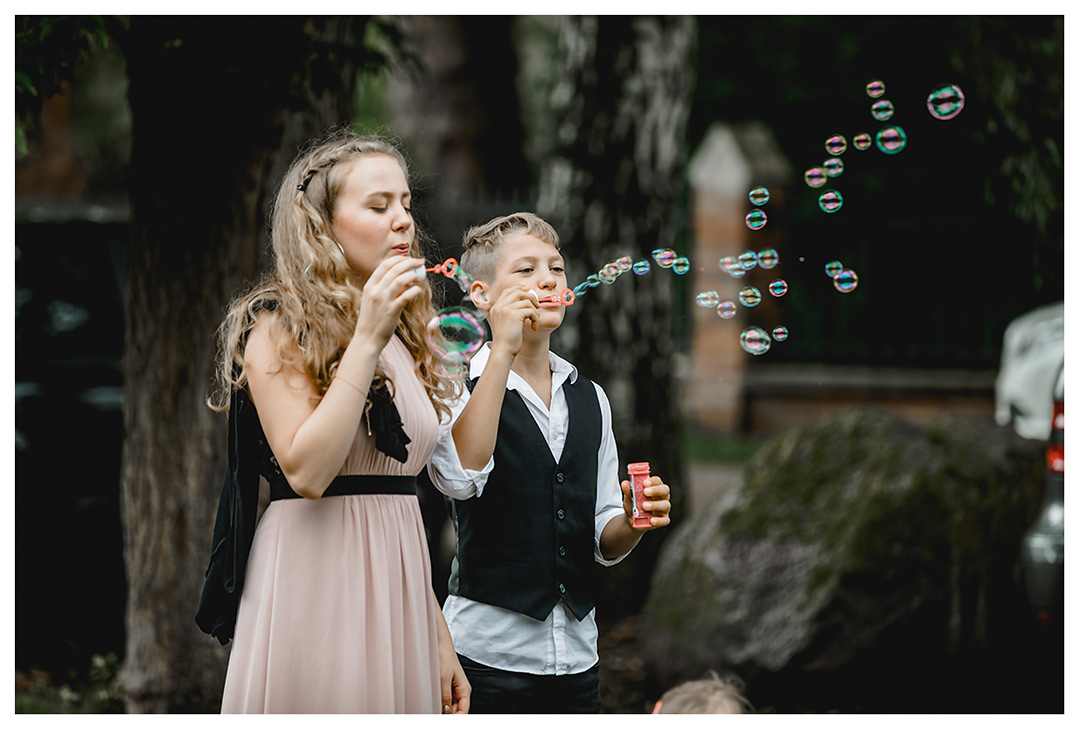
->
xmin=556 ymin=472 xmax=566 ymax=483
xmin=559 ymin=546 xmax=567 ymax=556
xmin=559 ymin=583 xmax=566 ymax=594
xmin=557 ymin=509 xmax=565 ymax=520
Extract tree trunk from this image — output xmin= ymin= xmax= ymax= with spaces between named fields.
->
xmin=119 ymin=16 xmax=367 ymax=712
xmin=536 ymin=16 xmax=696 ymax=616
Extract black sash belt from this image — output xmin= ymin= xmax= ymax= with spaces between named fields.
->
xmin=269 ymin=474 xmax=418 ymax=501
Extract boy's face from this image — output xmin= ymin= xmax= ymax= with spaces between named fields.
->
xmin=478 ymin=232 xmax=568 ymax=331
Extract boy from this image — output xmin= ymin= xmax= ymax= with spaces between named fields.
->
xmin=427 ymin=212 xmax=672 ymax=713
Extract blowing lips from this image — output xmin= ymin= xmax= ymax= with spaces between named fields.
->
xmin=390 ymin=242 xmax=412 ymax=256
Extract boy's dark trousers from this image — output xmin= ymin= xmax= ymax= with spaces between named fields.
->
xmin=458 ymin=654 xmax=600 ymax=713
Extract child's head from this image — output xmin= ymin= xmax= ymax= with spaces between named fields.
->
xmin=653 ymin=671 xmax=752 ymax=714
xmin=460 ymin=212 xmax=561 ymax=285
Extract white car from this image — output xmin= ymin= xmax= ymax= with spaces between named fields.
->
xmin=994 ymin=301 xmax=1064 ymax=440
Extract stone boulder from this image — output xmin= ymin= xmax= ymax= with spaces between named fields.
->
xmin=641 ymin=406 xmax=1044 ymax=712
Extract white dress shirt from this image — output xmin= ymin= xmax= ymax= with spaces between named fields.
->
xmin=427 ymin=342 xmax=629 ymax=675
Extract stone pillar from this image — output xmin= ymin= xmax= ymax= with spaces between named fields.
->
xmin=684 ymin=123 xmax=790 ymax=434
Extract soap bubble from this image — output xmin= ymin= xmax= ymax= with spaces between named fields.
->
xmin=871 ymin=99 xmax=895 ymax=121
xmin=757 ymin=248 xmax=779 ymax=269
xmin=927 ymin=83 xmax=965 ymax=120
xmin=825 ymin=134 xmax=847 ymax=156
xmin=769 ymin=279 xmax=788 ymax=297
xmin=425 ymin=307 xmax=486 ymax=365
xmin=615 ymin=255 xmax=633 ymax=274
xmin=672 ymin=256 xmax=691 ymax=275
xmin=696 ymin=290 xmax=721 ymax=308
xmin=825 ymin=260 xmax=844 ymax=277
xmin=853 ymin=133 xmax=872 ymax=150
xmin=823 ymin=157 xmax=844 ymax=177
xmin=586 ymin=274 xmax=601 ymax=288
xmin=866 ymin=80 xmax=886 ymax=98
xmin=653 ymin=249 xmax=678 ymax=268
xmin=632 ymin=259 xmax=651 ymax=275
xmin=740 ymin=326 xmax=772 ymax=355
xmin=875 ymin=125 xmax=907 ymax=154
xmin=804 ymin=167 xmax=827 ymax=188
xmin=745 ymin=209 xmax=767 ymax=230
xmin=772 ymin=326 xmax=789 ymax=341
xmin=717 ymin=300 xmax=737 ymax=319
xmin=597 ymin=262 xmax=619 ymax=284
xmin=748 ymin=186 xmax=770 ymax=206
xmin=719 ymin=256 xmax=740 ymax=275
xmin=833 ymin=269 xmax=859 ymax=293
xmin=818 ymin=189 xmax=844 ymax=213
xmin=738 ymin=286 xmax=762 ymax=307
xmin=737 ymin=250 xmax=758 ymax=270
xmin=572 ymin=282 xmax=590 ymax=297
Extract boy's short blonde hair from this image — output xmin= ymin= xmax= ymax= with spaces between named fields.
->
xmin=460 ymin=212 xmax=561 ymax=284
xmin=655 ymin=671 xmax=752 ymax=714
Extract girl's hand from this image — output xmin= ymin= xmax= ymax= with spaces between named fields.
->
xmin=354 ymin=255 xmax=426 ymax=349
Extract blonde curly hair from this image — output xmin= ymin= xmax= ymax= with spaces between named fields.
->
xmin=207 ymin=128 xmax=458 ymax=422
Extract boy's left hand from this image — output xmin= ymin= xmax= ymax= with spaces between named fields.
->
xmin=620 ymin=476 xmax=671 ymax=530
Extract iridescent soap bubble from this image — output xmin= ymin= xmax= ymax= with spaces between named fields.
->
xmin=745 ymin=209 xmax=767 ymax=230
xmin=672 ymin=256 xmax=691 ymax=275
xmin=825 ymin=134 xmax=847 ymax=156
xmin=425 ymin=307 xmax=486 ymax=364
xmin=572 ymin=282 xmax=590 ymax=297
xmin=804 ymin=167 xmax=827 ymax=188
xmin=632 ymin=259 xmax=651 ymax=275
xmin=825 ymin=260 xmax=844 ymax=277
xmin=769 ymin=279 xmax=788 ymax=297
xmin=586 ymin=274 xmax=601 ymax=288
xmin=866 ymin=80 xmax=886 ymax=98
xmin=615 ymin=256 xmax=633 ymax=274
xmin=772 ymin=326 xmax=789 ymax=341
xmin=818 ymin=189 xmax=844 ymax=213
xmin=653 ymin=248 xmax=678 ymax=268
xmin=695 ymin=290 xmax=721 ymax=308
xmin=740 ymin=326 xmax=772 ymax=355
xmin=927 ymin=83 xmax=965 ymax=120
xmin=719 ymin=255 xmax=740 ymax=275
xmin=597 ymin=263 xmax=619 ymax=284
xmin=738 ymin=286 xmax=762 ymax=307
xmin=823 ymin=157 xmax=844 ymax=177
xmin=728 ymin=267 xmax=746 ymax=279
xmin=737 ymin=250 xmax=758 ymax=270
xmin=717 ymin=300 xmax=737 ymax=319
xmin=748 ymin=186 xmax=770 ymax=206
xmin=871 ymin=99 xmax=895 ymax=121
xmin=875 ymin=125 xmax=907 ymax=155
xmin=833 ymin=269 xmax=859 ymax=293
xmin=757 ymin=248 xmax=779 ymax=269
xmin=853 ymin=133 xmax=872 ymax=151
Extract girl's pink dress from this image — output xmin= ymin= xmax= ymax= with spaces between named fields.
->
xmin=220 ymin=336 xmax=442 ymax=713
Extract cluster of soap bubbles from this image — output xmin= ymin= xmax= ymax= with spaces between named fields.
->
xmin=745 ymin=185 xmax=770 ymax=230
xmin=824 ymin=260 xmax=859 ymax=293
xmin=571 ymin=247 xmax=691 ymax=300
xmin=695 ymin=230 xmax=790 ymax=356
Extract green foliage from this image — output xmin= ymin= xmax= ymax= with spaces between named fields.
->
xmin=15 ymin=15 xmax=110 ymax=154
xmin=15 ymin=653 xmax=125 ymax=714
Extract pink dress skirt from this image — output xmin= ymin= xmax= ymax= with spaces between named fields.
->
xmin=220 ymin=336 xmax=443 ymax=713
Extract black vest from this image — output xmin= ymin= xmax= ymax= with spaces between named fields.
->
xmin=449 ymin=373 xmax=602 ymax=621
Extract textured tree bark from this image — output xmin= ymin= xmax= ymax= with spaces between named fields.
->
xmin=537 ymin=16 xmax=696 ymax=615
xmin=119 ymin=16 xmax=366 ymax=712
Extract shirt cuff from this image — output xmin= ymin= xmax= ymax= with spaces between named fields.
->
xmin=594 ymin=506 xmax=631 ymax=567
xmin=427 ymin=434 xmax=494 ymax=499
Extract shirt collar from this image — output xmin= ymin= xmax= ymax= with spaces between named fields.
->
xmin=469 ymin=342 xmax=578 ymax=387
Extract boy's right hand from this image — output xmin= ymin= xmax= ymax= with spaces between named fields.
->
xmin=486 ymin=285 xmax=540 ymax=358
